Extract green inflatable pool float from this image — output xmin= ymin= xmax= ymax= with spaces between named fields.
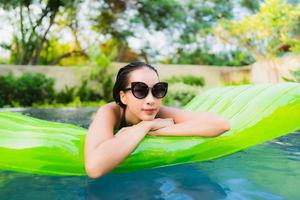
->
xmin=0 ymin=83 xmax=300 ymax=176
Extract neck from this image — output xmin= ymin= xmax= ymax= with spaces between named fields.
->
xmin=124 ymin=107 xmax=141 ymax=126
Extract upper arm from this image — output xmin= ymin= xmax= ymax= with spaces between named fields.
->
xmin=85 ymin=103 xmax=119 ymax=153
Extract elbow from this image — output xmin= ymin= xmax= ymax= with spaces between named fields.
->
xmin=217 ymin=120 xmax=231 ymax=136
xmin=222 ymin=120 xmax=231 ymax=131
xmin=211 ymin=120 xmax=231 ymax=137
xmin=86 ymin=170 xmax=103 ymax=179
xmin=85 ymin=160 xmax=105 ymax=179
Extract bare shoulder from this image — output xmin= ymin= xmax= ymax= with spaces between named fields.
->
xmin=96 ymin=102 xmax=122 ymax=127
xmin=104 ymin=102 xmax=121 ymax=114
xmin=85 ymin=102 xmax=121 ymax=155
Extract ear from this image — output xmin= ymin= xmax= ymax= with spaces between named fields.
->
xmin=119 ymin=91 xmax=127 ymax=105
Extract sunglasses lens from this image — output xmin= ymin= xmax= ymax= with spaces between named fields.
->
xmin=132 ymin=82 xmax=148 ymax=99
xmin=152 ymin=83 xmax=168 ymax=98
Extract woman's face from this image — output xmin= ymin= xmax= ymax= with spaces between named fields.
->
xmin=120 ymin=67 xmax=162 ymax=122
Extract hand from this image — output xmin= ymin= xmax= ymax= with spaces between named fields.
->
xmin=149 ymin=118 xmax=175 ymax=131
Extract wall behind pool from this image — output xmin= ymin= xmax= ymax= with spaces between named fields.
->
xmin=0 ymin=62 xmax=250 ymax=91
xmin=0 ymin=55 xmax=299 ymax=92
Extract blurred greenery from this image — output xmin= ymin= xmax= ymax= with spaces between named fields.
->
xmin=215 ymin=0 xmax=300 ymax=81
xmin=223 ymin=78 xmax=251 ymax=86
xmin=0 ymin=73 xmax=16 ymax=107
xmin=282 ymin=69 xmax=300 ymax=82
xmin=0 ymin=71 xmax=206 ymax=108
xmin=0 ymin=73 xmax=55 ymax=107
xmin=0 ymin=0 xmax=264 ymax=66
xmin=163 ymin=83 xmax=203 ymax=108
xmin=163 ymin=49 xmax=255 ymax=66
xmin=0 ymin=0 xmax=83 ymax=65
xmin=32 ymin=99 xmax=107 ymax=108
xmin=51 ymin=48 xmax=115 ymax=106
xmin=1 ymin=0 xmax=299 ymax=108
xmin=0 ymin=48 xmax=115 ymax=108
xmin=165 ymin=75 xmax=205 ymax=87
xmin=163 ymin=75 xmax=205 ymax=107
xmin=215 ymin=0 xmax=300 ymax=61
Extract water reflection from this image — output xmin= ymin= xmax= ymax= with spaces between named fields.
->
xmin=86 ymin=164 xmax=226 ymax=200
xmin=4 ymin=107 xmax=97 ymax=128
xmin=0 ymin=172 xmax=86 ymax=200
xmin=0 ymin=165 xmax=226 ymax=200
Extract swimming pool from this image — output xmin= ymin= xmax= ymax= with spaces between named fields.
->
xmin=0 ymin=108 xmax=299 ymax=200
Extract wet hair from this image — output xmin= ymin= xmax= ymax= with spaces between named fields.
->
xmin=113 ymin=61 xmax=159 ymax=108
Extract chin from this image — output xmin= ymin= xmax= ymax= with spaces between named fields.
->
xmin=141 ymin=114 xmax=156 ymax=121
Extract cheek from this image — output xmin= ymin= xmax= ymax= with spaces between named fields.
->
xmin=127 ymin=97 xmax=143 ymax=112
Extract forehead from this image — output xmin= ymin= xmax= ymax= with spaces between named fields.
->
xmin=128 ymin=67 xmax=159 ymax=86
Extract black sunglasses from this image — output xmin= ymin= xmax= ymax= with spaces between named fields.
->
xmin=123 ymin=82 xmax=168 ymax=99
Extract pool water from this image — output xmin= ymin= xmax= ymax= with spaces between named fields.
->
xmin=0 ymin=108 xmax=299 ymax=200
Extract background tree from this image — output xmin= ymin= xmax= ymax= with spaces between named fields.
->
xmin=0 ymin=0 xmax=83 ymax=65
xmin=0 ymin=0 xmax=266 ymax=66
xmin=215 ymin=0 xmax=300 ymax=80
xmin=89 ymin=0 xmax=262 ymax=65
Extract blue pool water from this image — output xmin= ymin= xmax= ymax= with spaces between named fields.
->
xmin=0 ymin=108 xmax=299 ymax=200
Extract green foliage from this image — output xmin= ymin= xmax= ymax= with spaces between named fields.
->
xmin=0 ymin=70 xmax=111 ymax=108
xmin=38 ymin=39 xmax=88 ymax=66
xmin=164 ymin=49 xmax=255 ymax=66
xmin=0 ymin=47 xmax=116 ymax=108
xmin=165 ymin=75 xmax=205 ymax=87
xmin=0 ymin=0 xmax=83 ymax=65
xmin=132 ymin=0 xmax=186 ymax=31
xmin=163 ymin=75 xmax=205 ymax=107
xmin=239 ymin=0 xmax=262 ymax=12
xmin=223 ymin=77 xmax=251 ymax=86
xmin=85 ymin=47 xmax=115 ymax=102
xmin=1 ymin=0 xmax=265 ymax=65
xmin=163 ymin=83 xmax=203 ymax=107
xmin=55 ymin=85 xmax=77 ymax=104
xmin=215 ymin=0 xmax=300 ymax=61
xmin=0 ymin=73 xmax=16 ymax=107
xmin=0 ymin=56 xmax=9 ymax=64
xmin=282 ymin=69 xmax=300 ymax=82
xmin=179 ymin=0 xmax=234 ymax=44
xmin=54 ymin=47 xmax=116 ymax=104
xmin=54 ymin=47 xmax=116 ymax=105
xmin=91 ymin=0 xmax=261 ymax=63
xmin=14 ymin=73 xmax=55 ymax=106
xmin=54 ymin=79 xmax=108 ymax=105
xmin=0 ymin=73 xmax=55 ymax=107
xmin=33 ymin=98 xmax=107 ymax=108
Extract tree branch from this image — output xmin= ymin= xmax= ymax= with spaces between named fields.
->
xmin=50 ymin=50 xmax=88 ymax=65
xmin=30 ymin=11 xmax=57 ymax=65
xmin=19 ymin=2 xmax=26 ymax=64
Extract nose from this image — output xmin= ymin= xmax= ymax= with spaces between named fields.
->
xmin=145 ymin=90 xmax=155 ymax=105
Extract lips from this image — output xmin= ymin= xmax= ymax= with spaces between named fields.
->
xmin=142 ymin=109 xmax=156 ymax=114
xmin=143 ymin=109 xmax=156 ymax=111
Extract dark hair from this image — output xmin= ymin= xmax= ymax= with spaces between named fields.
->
xmin=113 ymin=61 xmax=159 ymax=108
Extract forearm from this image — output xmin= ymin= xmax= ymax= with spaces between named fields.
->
xmin=149 ymin=120 xmax=230 ymax=137
xmin=86 ymin=121 xmax=152 ymax=178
